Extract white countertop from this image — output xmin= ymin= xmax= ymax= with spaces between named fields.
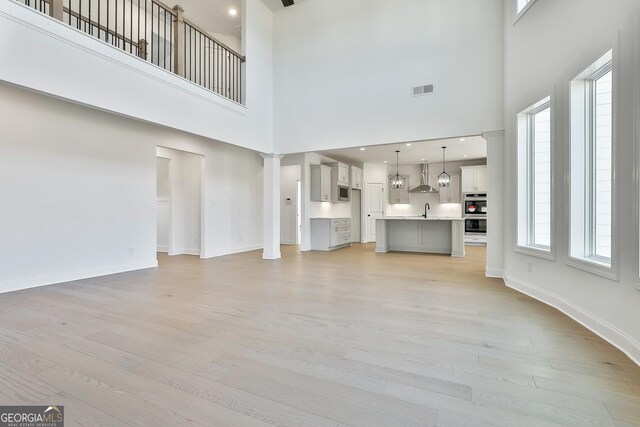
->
xmin=379 ymin=216 xmax=464 ymax=221
xmin=310 ymin=217 xmax=351 ymax=220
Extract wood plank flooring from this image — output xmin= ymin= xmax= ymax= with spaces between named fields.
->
xmin=0 ymin=244 xmax=639 ymax=426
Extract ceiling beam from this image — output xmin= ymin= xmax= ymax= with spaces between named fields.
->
xmin=281 ymin=0 xmax=295 ymax=7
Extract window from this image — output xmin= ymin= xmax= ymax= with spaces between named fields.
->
xmin=517 ymin=0 xmax=531 ymax=13
xmin=515 ymin=0 xmax=538 ymax=19
xmin=570 ymin=50 xmax=614 ymax=270
xmin=517 ymin=97 xmax=552 ymax=253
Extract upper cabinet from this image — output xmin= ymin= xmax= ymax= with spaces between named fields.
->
xmin=351 ymin=166 xmax=363 ymax=190
xmin=388 ymin=176 xmax=409 ymax=204
xmin=310 ymin=164 xmax=332 ymax=202
xmin=329 ymin=162 xmax=350 ymax=186
xmin=439 ymin=175 xmax=461 ymax=204
xmin=461 ymin=165 xmax=487 ymax=193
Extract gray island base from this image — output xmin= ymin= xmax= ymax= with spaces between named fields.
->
xmin=375 ymin=217 xmax=465 ymax=258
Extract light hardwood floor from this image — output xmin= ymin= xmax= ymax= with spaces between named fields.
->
xmin=0 ymin=244 xmax=639 ymax=426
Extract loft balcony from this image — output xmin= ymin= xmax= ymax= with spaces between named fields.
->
xmin=15 ymin=0 xmax=245 ymax=104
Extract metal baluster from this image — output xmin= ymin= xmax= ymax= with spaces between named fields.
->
xmin=129 ymin=0 xmax=132 ymax=53
xmin=97 ymin=0 xmax=100 ymax=39
xmin=136 ymin=0 xmax=139 ymax=57
xmin=114 ymin=0 xmax=118 ymax=47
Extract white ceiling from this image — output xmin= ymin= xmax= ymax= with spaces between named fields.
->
xmin=178 ymin=0 xmax=242 ymax=38
xmin=261 ymin=0 xmax=309 ymax=12
xmin=318 ymin=136 xmax=487 ymax=166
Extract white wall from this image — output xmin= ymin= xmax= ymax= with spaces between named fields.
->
xmin=272 ymin=0 xmax=504 ymax=154
xmin=503 ymin=0 xmax=640 ymax=364
xmin=0 ymin=0 xmax=273 ymax=154
xmin=0 ymin=82 xmax=263 ymax=293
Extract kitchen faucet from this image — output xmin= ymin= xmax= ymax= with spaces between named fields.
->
xmin=423 ymin=202 xmax=430 ymax=218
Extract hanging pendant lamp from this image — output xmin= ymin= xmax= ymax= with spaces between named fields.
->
xmin=391 ymin=150 xmax=404 ymax=189
xmin=438 ymin=146 xmax=451 ymax=187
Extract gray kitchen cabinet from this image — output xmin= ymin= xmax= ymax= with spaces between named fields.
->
xmin=310 ymin=218 xmax=352 ymax=250
xmin=310 ymin=164 xmax=332 ymax=202
xmin=350 ymin=166 xmax=363 ymax=190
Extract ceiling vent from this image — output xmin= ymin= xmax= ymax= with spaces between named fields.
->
xmin=412 ymin=84 xmax=434 ymax=97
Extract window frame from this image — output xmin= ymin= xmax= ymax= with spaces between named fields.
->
xmin=585 ymin=64 xmax=613 ymax=264
xmin=515 ymin=95 xmax=555 ymax=260
xmin=567 ymin=46 xmax=618 ymax=281
xmin=514 ymin=0 xmax=539 ymax=24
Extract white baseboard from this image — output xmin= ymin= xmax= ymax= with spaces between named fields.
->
xmin=0 ymin=260 xmax=159 ymax=295
xmin=157 ymin=245 xmax=169 ymax=253
xmin=505 ymin=276 xmax=640 ymax=367
xmin=485 ymin=268 xmax=504 ymax=278
xmin=200 ymin=244 xmax=263 ymax=259
xmin=168 ymin=248 xmax=201 ymax=256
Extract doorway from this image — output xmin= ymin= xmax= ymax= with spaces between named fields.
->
xmin=296 ymin=180 xmax=302 ymax=244
xmin=280 ymin=165 xmax=302 ymax=245
xmin=366 ymin=183 xmax=384 ymax=242
xmin=156 ymin=146 xmax=203 ymax=256
xmin=156 ymin=157 xmax=171 ymax=253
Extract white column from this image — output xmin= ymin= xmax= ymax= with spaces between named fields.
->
xmin=484 ymin=130 xmax=506 ymax=278
xmin=261 ymin=153 xmax=284 ymax=260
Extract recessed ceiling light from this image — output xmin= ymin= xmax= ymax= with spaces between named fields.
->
xmin=406 ymin=143 xmax=412 ymax=147
xmin=360 ymin=148 xmax=366 ymax=151
xmin=384 ymin=161 xmax=388 ymax=163
xmin=463 ymin=154 xmax=468 ymax=158
xmin=228 ymin=8 xmax=238 ymax=16
xmin=459 ymin=138 xmax=466 ymax=142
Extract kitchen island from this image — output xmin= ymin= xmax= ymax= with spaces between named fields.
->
xmin=375 ymin=217 xmax=465 ymax=257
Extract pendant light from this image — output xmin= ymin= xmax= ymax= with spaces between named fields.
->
xmin=391 ymin=150 xmax=404 ymax=189
xmin=438 ymin=146 xmax=450 ymax=187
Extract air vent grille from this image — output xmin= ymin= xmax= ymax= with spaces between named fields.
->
xmin=412 ymin=84 xmax=434 ymax=97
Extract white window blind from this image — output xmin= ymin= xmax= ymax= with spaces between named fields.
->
xmin=569 ymin=49 xmax=614 ymax=272
xmin=593 ymin=70 xmax=613 ymax=259
xmin=517 ymin=97 xmax=552 ymax=253
xmin=533 ymin=107 xmax=552 ymax=247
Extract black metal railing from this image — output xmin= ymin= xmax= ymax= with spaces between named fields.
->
xmin=184 ymin=20 xmax=243 ymax=103
xmin=16 ymin=0 xmax=244 ymax=104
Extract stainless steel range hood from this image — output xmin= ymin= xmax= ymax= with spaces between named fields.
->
xmin=410 ymin=163 xmax=439 ymax=193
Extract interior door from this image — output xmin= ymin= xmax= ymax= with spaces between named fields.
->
xmin=366 ymin=183 xmax=384 ymax=242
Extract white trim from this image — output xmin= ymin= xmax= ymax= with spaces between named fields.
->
xmin=157 ymin=245 xmax=169 ymax=253
xmin=567 ymin=255 xmax=618 ymax=281
xmin=635 ymin=14 xmax=640 ymax=280
xmin=200 ymin=244 xmax=263 ymax=259
xmin=513 ymin=0 xmax=539 ymax=24
xmin=514 ymin=245 xmax=554 ymax=261
xmin=505 ymin=276 xmax=640 ymax=368
xmin=485 ymin=268 xmax=504 ymax=278
xmin=0 ymin=260 xmax=159 ymax=295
